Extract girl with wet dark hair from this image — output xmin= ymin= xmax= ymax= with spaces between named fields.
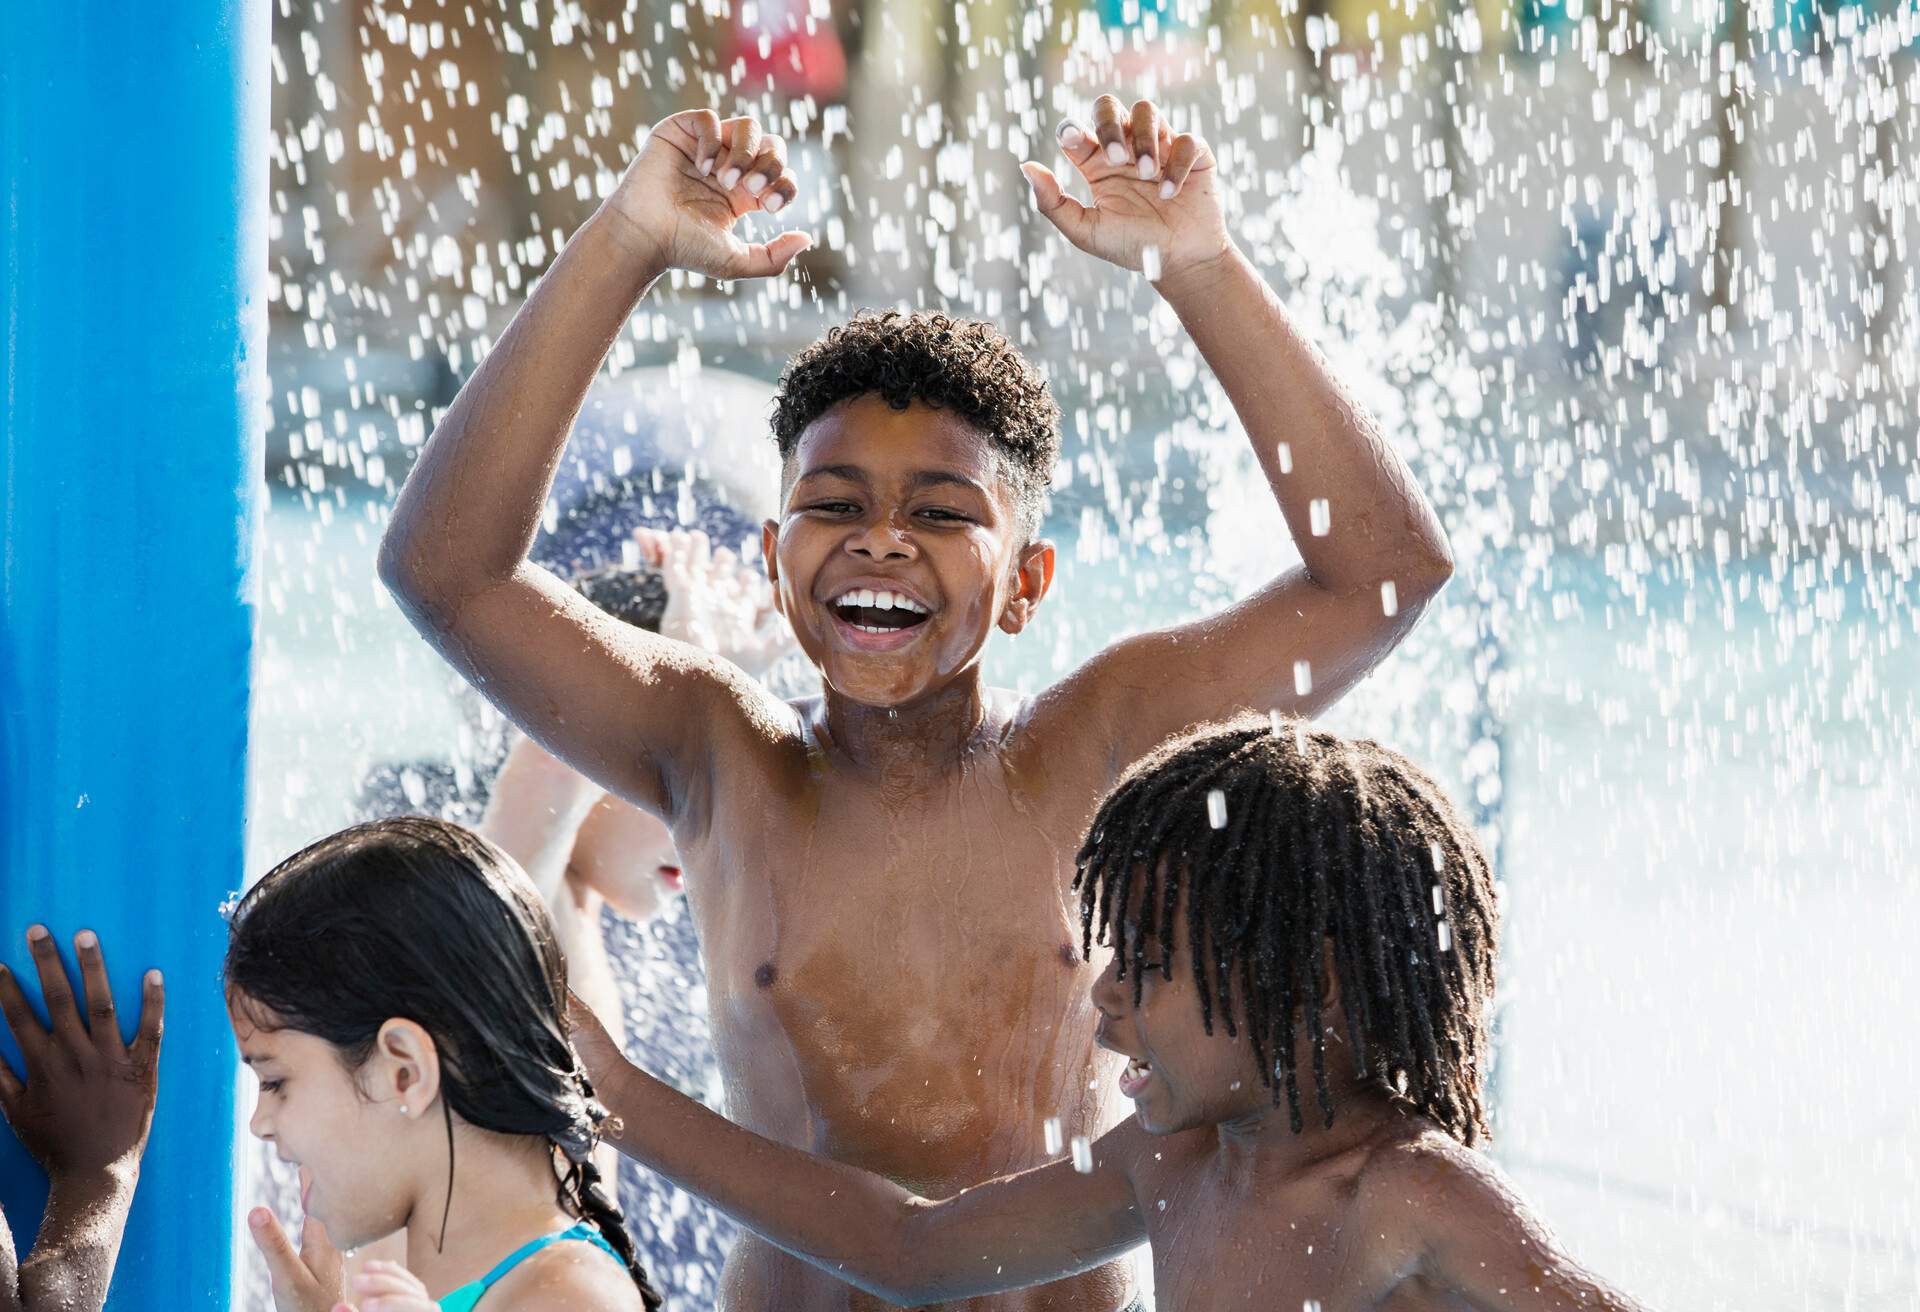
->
xmin=227 ymin=816 xmax=662 ymax=1312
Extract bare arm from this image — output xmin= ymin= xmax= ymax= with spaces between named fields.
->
xmin=378 ymin=110 xmax=811 ymax=825
xmin=573 ymin=1001 xmax=1146 ymax=1304
xmin=0 ymin=930 xmax=162 ymax=1312
xmin=480 ymin=736 xmax=605 ymax=905
xmin=1025 ymin=96 xmax=1453 ymax=768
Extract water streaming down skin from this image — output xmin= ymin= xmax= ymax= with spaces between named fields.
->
xmin=250 ymin=0 xmax=1920 ymax=1304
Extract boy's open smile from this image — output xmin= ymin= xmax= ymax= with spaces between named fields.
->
xmin=822 ymin=576 xmax=936 ymax=650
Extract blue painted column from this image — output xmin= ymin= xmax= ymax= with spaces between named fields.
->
xmin=0 ymin=3 xmax=266 ymax=1306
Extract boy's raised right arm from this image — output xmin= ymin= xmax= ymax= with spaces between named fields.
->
xmin=378 ymin=110 xmax=811 ymax=824
xmin=571 ymin=1000 xmax=1147 ymax=1304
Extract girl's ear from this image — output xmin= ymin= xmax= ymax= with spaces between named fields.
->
xmin=371 ymin=1018 xmax=442 ymax=1118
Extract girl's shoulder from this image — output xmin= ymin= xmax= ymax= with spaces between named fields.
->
xmin=483 ymin=1228 xmax=650 ymax=1311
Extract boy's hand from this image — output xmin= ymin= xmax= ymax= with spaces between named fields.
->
xmin=0 ymin=926 xmax=163 ymax=1182
xmin=250 ymin=1196 xmax=346 ymax=1312
xmin=607 ymin=108 xmax=813 ymax=279
xmin=1021 ymin=95 xmax=1228 ymax=284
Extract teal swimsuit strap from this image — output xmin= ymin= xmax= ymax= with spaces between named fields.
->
xmin=437 ymin=1222 xmax=622 ymax=1311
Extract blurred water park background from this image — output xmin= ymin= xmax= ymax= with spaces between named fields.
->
xmin=235 ymin=0 xmax=1915 ymax=1304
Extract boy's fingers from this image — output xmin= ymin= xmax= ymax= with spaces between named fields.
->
xmin=671 ymin=108 xmax=722 ymax=176
xmin=1055 ymin=120 xmax=1099 ymax=170
xmin=713 ymin=117 xmax=762 ymax=192
xmin=742 ymin=134 xmax=787 ymax=197
xmin=1091 ymin=95 xmax=1130 ymax=167
xmin=0 ymin=964 xmax=48 ymax=1063
xmin=760 ymin=172 xmax=799 ymax=216
xmin=1129 ymin=99 xmax=1162 ymax=178
xmin=24 ymin=927 xmax=82 ymax=1044
xmin=0 ymin=1051 xmax=21 ymax=1107
xmin=131 ymin=970 xmax=165 ymax=1070
xmin=1161 ymin=134 xmax=1202 ymax=198
xmin=72 ymin=931 xmax=122 ymax=1051
xmin=728 ymin=229 xmax=813 ymax=280
xmin=1022 ymin=162 xmax=1097 ymax=251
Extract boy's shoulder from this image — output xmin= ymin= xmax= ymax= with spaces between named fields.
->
xmin=1354 ymin=1123 xmax=1555 ymax=1276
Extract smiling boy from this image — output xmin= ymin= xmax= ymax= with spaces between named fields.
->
xmin=380 ymin=94 xmax=1454 ymax=1311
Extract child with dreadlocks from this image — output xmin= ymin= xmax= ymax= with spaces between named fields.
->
xmin=381 ymin=89 xmax=1457 ymax=1312
xmin=567 ymin=716 xmax=1652 ymax=1311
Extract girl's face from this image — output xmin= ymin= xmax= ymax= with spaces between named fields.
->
xmin=231 ymin=1002 xmax=418 ymax=1250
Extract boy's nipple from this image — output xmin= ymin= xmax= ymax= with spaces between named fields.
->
xmin=754 ymin=960 xmax=779 ymax=988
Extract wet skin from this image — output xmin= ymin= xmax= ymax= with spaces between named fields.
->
xmin=380 ymin=103 xmax=1455 ymax=1311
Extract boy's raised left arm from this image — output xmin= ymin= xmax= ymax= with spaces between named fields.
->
xmin=1026 ymin=96 xmax=1453 ymax=768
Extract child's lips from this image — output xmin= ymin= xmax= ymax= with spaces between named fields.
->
xmin=827 ymin=609 xmax=927 ymax=653
xmin=657 ymin=864 xmax=683 ymax=891
xmin=1119 ymin=1057 xmax=1154 ymax=1099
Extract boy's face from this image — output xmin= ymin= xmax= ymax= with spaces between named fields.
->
xmin=762 ymin=396 xmax=1053 ymax=708
xmin=1090 ymin=886 xmax=1274 ymax=1136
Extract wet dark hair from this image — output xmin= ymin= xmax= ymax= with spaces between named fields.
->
xmin=770 ymin=310 xmax=1060 ymax=538
xmin=225 ymin=817 xmax=665 ymax=1309
xmin=572 ymin=562 xmax=668 ymax=633
xmin=1074 ymin=717 xmax=1499 ymax=1147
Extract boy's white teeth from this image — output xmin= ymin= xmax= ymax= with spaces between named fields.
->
xmin=836 ymin=588 xmax=929 ymax=614
xmin=1126 ymin=1058 xmax=1151 ymax=1078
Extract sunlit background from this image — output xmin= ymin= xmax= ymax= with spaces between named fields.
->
xmin=250 ymin=0 xmax=1919 ymax=1306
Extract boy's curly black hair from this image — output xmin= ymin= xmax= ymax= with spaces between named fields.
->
xmin=770 ymin=310 xmax=1060 ymax=538
xmin=1074 ymin=716 xmax=1500 ymax=1147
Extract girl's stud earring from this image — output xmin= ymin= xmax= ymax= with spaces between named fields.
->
xmin=399 ymin=1103 xmax=410 ymax=1116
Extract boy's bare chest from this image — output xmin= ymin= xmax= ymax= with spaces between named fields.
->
xmin=681 ymin=760 xmax=1122 ymax=1179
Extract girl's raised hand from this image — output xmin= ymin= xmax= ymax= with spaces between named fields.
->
xmin=250 ymin=1197 xmax=346 ymax=1312
xmin=334 ymin=1259 xmax=436 ymax=1312
xmin=1021 ymin=95 xmax=1229 ymax=285
xmin=607 ymin=108 xmax=813 ymax=281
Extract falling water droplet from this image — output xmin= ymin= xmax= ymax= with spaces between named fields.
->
xmin=1070 ymin=1135 xmax=1094 ymax=1173
xmin=1293 ymin=660 xmax=1313 ymax=697
xmin=1437 ymin=921 xmax=1452 ymax=952
xmin=1043 ymin=1117 xmax=1063 ymax=1155
xmin=1139 ymin=244 xmax=1162 ymax=282
xmin=1206 ymin=788 xmax=1228 ymax=829
xmin=1276 ymin=442 xmax=1293 ymax=475
xmin=1379 ymin=580 xmax=1398 ymax=616
xmin=1269 ymin=708 xmax=1286 ymax=735
xmin=1309 ymin=499 xmax=1331 ymax=536
xmin=1431 ymin=884 xmax=1445 ymax=915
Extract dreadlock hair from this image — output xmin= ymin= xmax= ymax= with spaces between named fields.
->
xmin=226 ymin=817 xmax=665 ymax=1310
xmin=770 ymin=310 xmax=1060 ymax=540
xmin=1073 ymin=715 xmax=1500 ymax=1147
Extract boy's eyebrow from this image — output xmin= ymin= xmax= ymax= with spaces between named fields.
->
xmin=796 ymin=464 xmax=990 ymax=497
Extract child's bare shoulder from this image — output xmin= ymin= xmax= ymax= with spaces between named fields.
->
xmin=1356 ymin=1124 xmax=1561 ymax=1271
xmin=490 ymin=1233 xmax=650 ymax=1310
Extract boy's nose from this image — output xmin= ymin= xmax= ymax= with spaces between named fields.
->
xmin=846 ymin=513 xmax=915 ymax=560
xmin=1089 ymin=955 xmax=1125 ymax=1015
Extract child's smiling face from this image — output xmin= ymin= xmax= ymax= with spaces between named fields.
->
xmin=231 ymin=1000 xmax=415 ymax=1250
xmin=1090 ymin=886 xmax=1277 ymax=1137
xmin=763 ymin=395 xmax=1052 ymax=708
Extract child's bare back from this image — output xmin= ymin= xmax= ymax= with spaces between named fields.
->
xmin=382 ymin=97 xmax=1454 ymax=1310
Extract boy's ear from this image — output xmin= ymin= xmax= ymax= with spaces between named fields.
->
xmin=998 ymin=538 xmax=1057 ymax=635
xmin=760 ymin=519 xmax=784 ymax=615
xmin=371 ymin=1018 xmax=442 ymax=1118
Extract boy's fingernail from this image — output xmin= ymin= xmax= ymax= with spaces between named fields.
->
xmin=1160 ymin=179 xmax=1177 ymax=200
xmin=1058 ymin=123 xmax=1082 ymax=148
xmin=720 ymin=167 xmax=740 ymax=189
xmin=147 ymin=969 xmax=163 ymax=987
xmin=1105 ymin=141 xmax=1130 ymax=166
xmin=26 ymin=925 xmax=48 ymax=943
xmin=762 ymin=193 xmax=786 ymax=214
xmin=1137 ymin=155 xmax=1156 ymax=179
xmin=77 ymin=930 xmax=97 ymax=949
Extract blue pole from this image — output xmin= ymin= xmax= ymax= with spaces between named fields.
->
xmin=0 ymin=4 xmax=265 ymax=1306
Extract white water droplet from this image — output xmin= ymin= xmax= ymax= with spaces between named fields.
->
xmin=1269 ymin=708 xmax=1286 ymax=736
xmin=1206 ymin=788 xmax=1228 ymax=829
xmin=1140 ymin=244 xmax=1162 ymax=282
xmin=1309 ymin=498 xmax=1331 ymax=536
xmin=1431 ymin=884 xmax=1445 ymax=915
xmin=1379 ymin=580 xmax=1398 ymax=616
xmin=1293 ymin=660 xmax=1313 ymax=697
xmin=1043 ymin=1117 xmax=1063 ymax=1155
xmin=1276 ymin=442 xmax=1293 ymax=474
xmin=1437 ymin=921 xmax=1453 ymax=952
xmin=1070 ymin=1135 xmax=1094 ymax=1173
